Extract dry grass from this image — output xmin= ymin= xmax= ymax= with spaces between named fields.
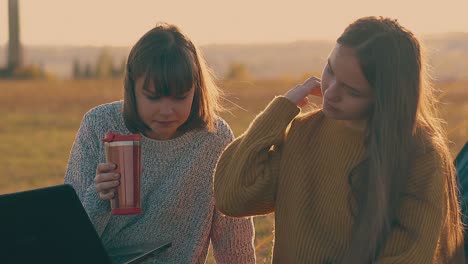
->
xmin=0 ymin=79 xmax=466 ymax=263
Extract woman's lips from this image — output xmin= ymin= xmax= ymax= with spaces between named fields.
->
xmin=155 ymin=120 xmax=176 ymax=126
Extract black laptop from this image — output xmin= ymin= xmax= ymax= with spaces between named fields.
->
xmin=0 ymin=184 xmax=171 ymax=264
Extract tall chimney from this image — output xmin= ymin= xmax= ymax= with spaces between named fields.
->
xmin=8 ymin=0 xmax=23 ymax=71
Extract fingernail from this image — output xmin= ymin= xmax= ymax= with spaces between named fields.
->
xmin=114 ymin=173 xmax=120 ymax=178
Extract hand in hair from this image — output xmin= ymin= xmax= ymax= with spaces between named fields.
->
xmin=284 ymin=76 xmax=322 ymax=107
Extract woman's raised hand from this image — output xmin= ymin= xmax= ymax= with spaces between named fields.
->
xmin=284 ymin=76 xmax=321 ymax=107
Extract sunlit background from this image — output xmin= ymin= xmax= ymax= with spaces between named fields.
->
xmin=1 ymin=0 xmax=467 ymax=46
xmin=0 ymin=1 xmax=467 ymax=263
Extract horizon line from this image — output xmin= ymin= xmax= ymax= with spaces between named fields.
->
xmin=0 ymin=31 xmax=466 ymax=48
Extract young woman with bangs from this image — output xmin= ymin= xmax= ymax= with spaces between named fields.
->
xmin=65 ymin=23 xmax=255 ymax=264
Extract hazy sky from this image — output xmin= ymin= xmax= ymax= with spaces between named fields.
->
xmin=1 ymin=0 xmax=467 ymax=46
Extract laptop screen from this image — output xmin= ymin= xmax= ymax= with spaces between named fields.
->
xmin=0 ymin=184 xmax=112 ymax=264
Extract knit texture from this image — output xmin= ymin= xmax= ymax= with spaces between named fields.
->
xmin=65 ymin=101 xmax=255 ymax=264
xmin=214 ymin=96 xmax=446 ymax=264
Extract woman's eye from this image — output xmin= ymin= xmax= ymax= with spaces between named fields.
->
xmin=346 ymin=89 xmax=360 ymax=97
xmin=175 ymin=95 xmax=188 ymax=100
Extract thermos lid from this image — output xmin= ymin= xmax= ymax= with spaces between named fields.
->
xmin=101 ymin=132 xmax=141 ymax=142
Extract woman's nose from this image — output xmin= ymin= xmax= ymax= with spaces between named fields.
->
xmin=158 ymin=99 xmax=174 ymax=115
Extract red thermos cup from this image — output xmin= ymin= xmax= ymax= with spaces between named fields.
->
xmin=102 ymin=132 xmax=142 ymax=215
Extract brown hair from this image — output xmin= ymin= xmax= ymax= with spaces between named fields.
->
xmin=122 ymin=22 xmax=222 ymax=134
xmin=337 ymin=16 xmax=464 ymax=263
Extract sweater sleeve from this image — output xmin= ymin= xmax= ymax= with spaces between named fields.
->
xmin=64 ymin=111 xmax=111 ymax=236
xmin=210 ymin=209 xmax=256 ymax=264
xmin=214 ymin=96 xmax=300 ymax=217
xmin=375 ymin=150 xmax=446 ymax=264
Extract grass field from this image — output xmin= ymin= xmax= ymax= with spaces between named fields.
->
xmin=0 ymin=79 xmax=466 ymax=263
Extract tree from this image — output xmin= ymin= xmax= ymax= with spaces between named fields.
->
xmin=225 ymin=62 xmax=252 ymax=80
xmin=72 ymin=58 xmax=81 ymax=79
xmin=83 ymin=63 xmax=93 ymax=79
xmin=95 ymin=48 xmax=114 ymax=79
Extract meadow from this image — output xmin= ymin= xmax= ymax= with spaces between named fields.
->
xmin=0 ymin=79 xmax=466 ymax=263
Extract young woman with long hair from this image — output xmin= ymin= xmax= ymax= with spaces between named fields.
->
xmin=214 ymin=16 xmax=464 ymax=263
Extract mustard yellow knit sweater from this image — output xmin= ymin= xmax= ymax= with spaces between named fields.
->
xmin=214 ymin=96 xmax=446 ymax=263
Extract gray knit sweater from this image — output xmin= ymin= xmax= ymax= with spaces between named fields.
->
xmin=64 ymin=101 xmax=255 ymax=264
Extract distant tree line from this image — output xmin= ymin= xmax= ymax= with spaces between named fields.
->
xmin=72 ymin=48 xmax=125 ymax=79
xmin=0 ymin=63 xmax=55 ymax=80
xmin=73 ymin=54 xmax=254 ymax=80
xmin=72 ymin=53 xmax=309 ymax=81
xmin=223 ymin=62 xmax=318 ymax=82
xmin=224 ymin=62 xmax=252 ymax=81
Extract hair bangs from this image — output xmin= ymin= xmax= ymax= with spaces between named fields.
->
xmin=143 ymin=48 xmax=197 ymax=97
